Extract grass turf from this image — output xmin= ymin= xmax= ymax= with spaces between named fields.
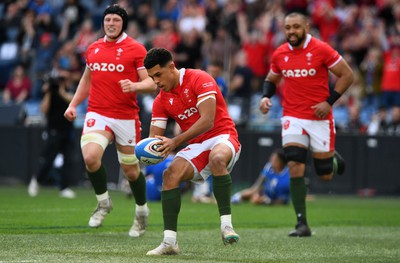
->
xmin=0 ymin=186 xmax=399 ymax=263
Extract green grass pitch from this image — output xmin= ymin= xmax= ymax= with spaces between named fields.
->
xmin=0 ymin=186 xmax=399 ymax=263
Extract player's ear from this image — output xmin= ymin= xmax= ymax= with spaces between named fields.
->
xmin=169 ymin=61 xmax=175 ymax=71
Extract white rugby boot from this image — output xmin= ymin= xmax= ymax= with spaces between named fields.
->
xmin=88 ymin=197 xmax=113 ymax=228
xmin=28 ymin=178 xmax=39 ymax=197
xmin=221 ymin=225 xmax=240 ymax=245
xmin=59 ymin=188 xmax=76 ymax=199
xmin=146 ymin=241 xmax=180 ymax=256
xmin=128 ymin=208 xmax=150 ymax=237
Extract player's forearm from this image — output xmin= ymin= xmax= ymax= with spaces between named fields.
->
xmin=136 ymin=77 xmax=157 ymax=93
xmin=334 ymin=71 xmax=354 ymax=95
xmin=69 ymin=84 xmax=89 ymax=107
xmin=70 ymin=68 xmax=91 ymax=107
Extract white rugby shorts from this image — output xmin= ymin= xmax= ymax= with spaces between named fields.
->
xmin=82 ymin=111 xmax=140 ymax=146
xmin=281 ymin=116 xmax=336 ymax=152
xmin=176 ymin=134 xmax=241 ymax=184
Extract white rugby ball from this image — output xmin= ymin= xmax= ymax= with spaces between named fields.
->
xmin=135 ymin=137 xmax=164 ymax=165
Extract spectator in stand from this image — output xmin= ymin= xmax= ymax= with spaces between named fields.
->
xmin=311 ymin=0 xmax=340 ymax=45
xmin=2 ymin=65 xmax=32 ymax=105
xmin=58 ymin=0 xmax=87 ymax=41
xmin=157 ymin=0 xmax=180 ymax=23
xmin=73 ymin=18 xmax=98 ymax=61
xmin=205 ymin=0 xmax=223 ymax=40
xmin=359 ymin=47 xmax=383 ymax=118
xmin=174 ymin=30 xmax=203 ymax=69
xmin=228 ymin=50 xmax=253 ymax=123
xmin=346 ymin=104 xmax=367 ymax=134
xmin=367 ymin=106 xmax=390 ymax=135
xmin=207 ymin=60 xmax=228 ymax=99
xmin=29 ymin=0 xmax=59 ymax=36
xmin=152 ymin=18 xmax=180 ymax=51
xmin=237 ymin=11 xmax=273 ymax=91
xmin=19 ymin=9 xmax=36 ymax=65
xmin=0 ymin=2 xmax=24 ymax=87
xmin=31 ymin=32 xmax=58 ymax=99
xmin=387 ymin=106 xmax=400 ymax=136
xmin=380 ymin=35 xmax=400 ymax=111
xmin=203 ymin=26 xmax=239 ymax=71
xmin=177 ymin=1 xmax=206 ymax=34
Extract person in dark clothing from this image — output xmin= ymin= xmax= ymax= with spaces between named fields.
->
xmin=28 ymin=76 xmax=76 ymax=198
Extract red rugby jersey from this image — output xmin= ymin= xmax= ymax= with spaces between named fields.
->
xmin=85 ymin=33 xmax=147 ymax=119
xmin=151 ymin=69 xmax=238 ymax=144
xmin=270 ymin=34 xmax=341 ymax=120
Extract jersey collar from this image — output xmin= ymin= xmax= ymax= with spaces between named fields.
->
xmin=103 ymin=32 xmax=128 ymax=44
xmin=288 ymin=33 xmax=312 ymax=50
xmin=179 ymin=68 xmax=186 ymax=86
xmin=169 ymin=68 xmax=186 ymax=94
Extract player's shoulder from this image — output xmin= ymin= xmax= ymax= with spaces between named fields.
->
xmin=87 ymin=37 xmax=104 ymax=50
xmin=121 ymin=36 xmax=145 ymax=50
xmin=272 ymin=43 xmax=291 ymax=58
xmin=184 ymin=68 xmax=213 ymax=83
xmin=309 ymin=36 xmax=334 ymax=51
xmin=276 ymin=42 xmax=289 ymax=52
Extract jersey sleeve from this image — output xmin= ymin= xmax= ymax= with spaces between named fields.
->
xmin=85 ymin=43 xmax=95 ymax=66
xmin=192 ymin=71 xmax=218 ymax=99
xmin=132 ymin=42 xmax=147 ymax=71
xmin=321 ymin=42 xmax=342 ymax=69
xmin=270 ymin=49 xmax=282 ymax=75
xmin=151 ymin=95 xmax=168 ymax=122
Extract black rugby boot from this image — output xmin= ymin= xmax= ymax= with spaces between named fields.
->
xmin=334 ymin=151 xmax=346 ymax=175
xmin=288 ymin=222 xmax=312 ymax=237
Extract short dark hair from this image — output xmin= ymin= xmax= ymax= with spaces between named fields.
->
xmin=274 ymin=148 xmax=287 ymax=166
xmin=285 ymin=12 xmax=308 ymax=24
xmin=144 ymin=48 xmax=173 ymax=69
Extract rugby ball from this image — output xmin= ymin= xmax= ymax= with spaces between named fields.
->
xmin=135 ymin=137 xmax=164 ymax=165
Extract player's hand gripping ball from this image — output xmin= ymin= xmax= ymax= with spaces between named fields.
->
xmin=135 ymin=138 xmax=164 ymax=165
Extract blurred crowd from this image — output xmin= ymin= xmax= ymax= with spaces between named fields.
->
xmin=1 ymin=0 xmax=400 ymax=136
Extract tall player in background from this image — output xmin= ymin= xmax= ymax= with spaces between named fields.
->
xmin=259 ymin=13 xmax=353 ymax=237
xmin=64 ymin=5 xmax=156 ymax=237
xmin=144 ymin=48 xmax=241 ymax=256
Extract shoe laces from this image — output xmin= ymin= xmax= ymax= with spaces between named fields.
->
xmin=222 ymin=225 xmax=236 ymax=236
xmin=92 ymin=200 xmax=111 ymax=217
xmin=133 ymin=213 xmax=147 ymax=230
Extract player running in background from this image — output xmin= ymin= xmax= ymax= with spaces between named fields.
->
xmin=231 ymin=148 xmax=290 ymax=205
xmin=64 ymin=4 xmax=156 ymax=237
xmin=144 ymin=48 xmax=241 ymax=255
xmin=259 ymin=12 xmax=353 ymax=237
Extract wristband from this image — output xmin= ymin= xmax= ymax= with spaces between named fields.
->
xmin=326 ymin=90 xmax=341 ymax=106
xmin=262 ymin=81 xmax=276 ymax=98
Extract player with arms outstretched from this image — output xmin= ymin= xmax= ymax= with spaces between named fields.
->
xmin=259 ymin=12 xmax=354 ymax=237
xmin=144 ymin=48 xmax=241 ymax=255
xmin=64 ymin=5 xmax=156 ymax=236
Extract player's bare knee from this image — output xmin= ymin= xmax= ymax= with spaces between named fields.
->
xmin=162 ymin=168 xmax=181 ymax=190
xmin=82 ymin=153 xmax=100 ymax=171
xmin=313 ymin=157 xmax=334 ymax=180
xmin=122 ymin=163 xmax=141 ymax=181
xmin=208 ymin=153 xmax=228 ymax=172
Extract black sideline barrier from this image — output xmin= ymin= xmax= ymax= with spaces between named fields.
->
xmin=0 ymin=126 xmax=399 ymax=195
